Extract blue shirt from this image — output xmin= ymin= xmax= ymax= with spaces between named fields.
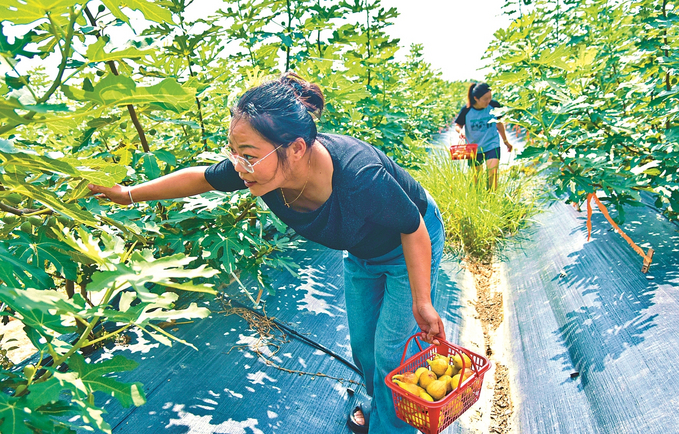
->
xmin=204 ymin=133 xmax=428 ymax=259
xmin=454 ymin=100 xmax=502 ymax=153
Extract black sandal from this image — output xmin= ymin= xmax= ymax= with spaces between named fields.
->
xmin=346 ymin=405 xmax=369 ymax=434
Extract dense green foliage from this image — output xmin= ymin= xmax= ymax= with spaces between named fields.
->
xmin=488 ymin=0 xmax=678 ymax=222
xmin=0 ymin=0 xmax=465 ymax=432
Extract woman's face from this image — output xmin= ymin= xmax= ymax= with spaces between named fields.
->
xmin=227 ymin=119 xmax=286 ymax=196
xmin=475 ymin=91 xmax=492 ymax=108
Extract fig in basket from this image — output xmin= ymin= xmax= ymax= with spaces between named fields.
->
xmin=418 ymin=370 xmax=437 ymax=389
xmin=425 ymin=379 xmax=448 ymax=401
xmin=398 ymin=401 xmax=429 ymax=427
xmin=433 ymin=353 xmax=450 ymax=362
xmin=392 ymin=372 xmax=418 ymax=385
xmin=445 ymin=396 xmax=465 ymax=421
xmin=427 ymin=358 xmax=450 ymax=377
xmin=414 ymin=367 xmax=429 ymax=381
xmin=419 ymin=391 xmax=434 ymax=402
xmin=452 ymin=353 xmax=472 ymax=370
xmin=438 ymin=375 xmax=453 ymax=393
xmin=450 ymin=370 xmax=473 ymax=391
xmin=393 ymin=380 xmax=425 ymax=397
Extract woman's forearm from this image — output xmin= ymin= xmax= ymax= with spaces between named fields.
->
xmin=401 ymin=217 xmax=445 ymax=342
xmin=497 ymin=122 xmax=509 ymax=143
xmin=401 ymin=217 xmax=433 ymax=306
xmin=88 ymin=166 xmax=214 ymax=205
xmin=128 ymin=166 xmax=213 ymax=202
xmin=497 ymin=122 xmax=513 ymax=152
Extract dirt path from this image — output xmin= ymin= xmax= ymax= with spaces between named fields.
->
xmin=1 ymin=317 xmax=36 ymax=367
xmin=455 ymin=260 xmax=515 ymax=434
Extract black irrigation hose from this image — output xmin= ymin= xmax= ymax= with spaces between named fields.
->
xmin=228 ymin=298 xmax=363 ymax=376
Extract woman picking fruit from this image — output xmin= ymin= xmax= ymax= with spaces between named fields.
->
xmin=453 ymin=82 xmax=512 ymax=189
xmin=88 ymin=72 xmax=446 ymax=434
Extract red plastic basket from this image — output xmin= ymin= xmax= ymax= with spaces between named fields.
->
xmin=385 ymin=333 xmax=491 ymax=434
xmin=449 ymin=141 xmax=478 ymax=160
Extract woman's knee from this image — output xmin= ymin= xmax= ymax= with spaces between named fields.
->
xmin=485 ymin=158 xmax=500 ymax=171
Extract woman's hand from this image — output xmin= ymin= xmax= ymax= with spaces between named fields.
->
xmin=88 ymin=184 xmax=133 ymax=205
xmin=504 ymin=140 xmax=513 ymax=153
xmin=413 ymin=302 xmax=446 ymax=345
xmin=454 ymin=124 xmax=466 ymax=141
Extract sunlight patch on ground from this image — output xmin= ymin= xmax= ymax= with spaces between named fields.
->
xmin=224 ymin=388 xmax=244 ymax=398
xmin=295 ymin=266 xmax=342 ymax=317
xmin=246 ymin=370 xmax=277 ymax=385
xmin=332 ymin=381 xmax=352 ymax=400
xmin=235 ymin=333 xmax=280 ymax=360
xmin=165 ymin=403 xmax=265 ymax=434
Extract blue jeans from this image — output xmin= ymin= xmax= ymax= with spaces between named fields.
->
xmin=343 ymin=192 xmax=445 ymax=434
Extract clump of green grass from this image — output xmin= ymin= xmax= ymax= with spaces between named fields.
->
xmin=411 ymin=149 xmax=541 ymax=262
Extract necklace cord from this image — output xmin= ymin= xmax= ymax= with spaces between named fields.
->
xmin=281 ymin=153 xmax=312 ymax=208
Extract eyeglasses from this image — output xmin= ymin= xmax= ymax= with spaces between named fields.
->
xmin=228 ymin=144 xmax=283 ymax=173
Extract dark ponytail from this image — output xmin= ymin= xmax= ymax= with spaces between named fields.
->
xmin=230 ymin=72 xmax=325 ymax=166
xmin=466 ymin=83 xmax=475 ymax=108
xmin=467 ymin=82 xmax=491 ymax=108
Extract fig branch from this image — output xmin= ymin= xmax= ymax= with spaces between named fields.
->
xmin=662 ymin=0 xmax=671 ymax=130
xmin=51 ymin=281 xmax=121 ymax=367
xmin=233 ymin=200 xmax=257 ymax=224
xmin=177 ymin=13 xmax=208 ymax=149
xmin=186 ymin=57 xmax=208 ymax=149
xmin=83 ymin=323 xmax=133 ymax=348
xmin=38 ymin=8 xmax=78 ymax=105
xmin=84 ymin=6 xmax=150 ymax=153
xmin=0 ymin=202 xmax=46 ymax=216
xmin=285 ymin=0 xmax=292 ymax=71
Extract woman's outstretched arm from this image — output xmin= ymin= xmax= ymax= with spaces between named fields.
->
xmin=87 ymin=166 xmax=214 ymax=205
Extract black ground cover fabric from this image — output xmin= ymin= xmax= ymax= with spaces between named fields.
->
xmin=503 ymin=200 xmax=679 ymax=434
xmin=78 ymin=240 xmax=467 ymax=433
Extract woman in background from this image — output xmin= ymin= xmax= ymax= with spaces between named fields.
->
xmin=88 ymin=72 xmax=446 ymax=434
xmin=454 ymin=82 xmax=512 ymax=189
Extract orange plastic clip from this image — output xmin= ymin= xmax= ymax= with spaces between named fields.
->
xmin=586 ymin=193 xmax=654 ymax=273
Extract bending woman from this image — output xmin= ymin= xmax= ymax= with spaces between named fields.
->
xmin=88 ymin=72 xmax=446 ymax=434
xmin=454 ymin=82 xmax=512 ymax=189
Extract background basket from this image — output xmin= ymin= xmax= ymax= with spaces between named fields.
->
xmin=449 ymin=141 xmax=478 ymax=160
xmin=385 ymin=333 xmax=491 ymax=434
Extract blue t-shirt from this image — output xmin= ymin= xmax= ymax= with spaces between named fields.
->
xmin=204 ymin=133 xmax=428 ymax=259
xmin=454 ymin=100 xmax=502 ymax=153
